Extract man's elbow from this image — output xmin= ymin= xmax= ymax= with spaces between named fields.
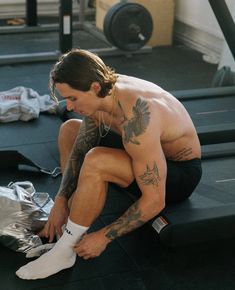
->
xmin=151 ymin=197 xmax=165 ymax=216
xmin=142 ymin=195 xmax=165 ymax=220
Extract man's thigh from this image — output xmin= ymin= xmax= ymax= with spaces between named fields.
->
xmin=86 ymin=146 xmax=135 ymax=188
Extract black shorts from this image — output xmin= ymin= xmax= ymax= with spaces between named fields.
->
xmin=99 ymin=130 xmax=202 ymax=204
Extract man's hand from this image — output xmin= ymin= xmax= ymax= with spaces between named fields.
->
xmin=74 ymin=230 xmax=111 ymax=260
xmin=38 ymin=196 xmax=69 ymax=242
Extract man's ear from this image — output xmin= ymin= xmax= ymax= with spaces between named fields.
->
xmin=91 ymin=82 xmax=101 ymax=94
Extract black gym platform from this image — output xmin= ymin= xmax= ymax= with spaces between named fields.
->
xmin=1 ymin=1 xmax=235 ymax=289
xmin=172 ymin=87 xmax=235 ymax=145
xmin=154 ymin=152 xmax=235 ymax=247
xmin=0 ymin=50 xmax=234 ymax=290
xmin=1 ymin=114 xmax=235 ymax=290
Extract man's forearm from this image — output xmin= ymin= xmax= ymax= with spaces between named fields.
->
xmin=104 ymin=200 xmax=145 ymax=240
xmin=104 ymin=196 xmax=164 ymax=241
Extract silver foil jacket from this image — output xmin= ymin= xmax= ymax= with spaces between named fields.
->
xmin=0 ymin=181 xmax=54 ymax=253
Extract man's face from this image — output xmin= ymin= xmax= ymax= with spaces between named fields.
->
xmin=55 ymin=83 xmax=99 ymax=117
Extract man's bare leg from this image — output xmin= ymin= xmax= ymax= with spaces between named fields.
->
xmin=69 ymin=146 xmax=134 ymax=225
xmin=16 ymin=120 xmax=135 ymax=280
xmin=59 ymin=119 xmax=82 ymax=173
xmin=58 ymin=119 xmax=134 ymax=224
xmin=37 ymin=119 xmax=82 ymax=238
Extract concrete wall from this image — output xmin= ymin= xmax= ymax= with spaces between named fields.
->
xmin=174 ymin=0 xmax=235 ymax=66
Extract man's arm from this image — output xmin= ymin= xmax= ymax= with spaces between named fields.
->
xmin=104 ymin=145 xmax=167 ymax=241
xmin=57 ymin=117 xmax=101 ymax=200
xmin=104 ymin=98 xmax=166 ymax=240
xmin=73 ymin=99 xmax=167 ymax=258
xmin=74 ymin=134 xmax=167 ymax=258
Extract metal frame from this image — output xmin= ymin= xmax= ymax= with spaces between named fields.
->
xmin=208 ymin=0 xmax=235 ymax=60
xmin=0 ymin=0 xmax=73 ymax=65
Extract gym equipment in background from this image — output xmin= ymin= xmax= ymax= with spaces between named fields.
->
xmin=103 ymin=2 xmax=153 ymax=52
xmin=0 ymin=0 xmax=72 ymax=65
xmin=208 ymin=0 xmax=235 ymax=60
xmin=212 ymin=66 xmax=235 ymax=87
xmin=171 ymin=86 xmax=235 ymax=145
xmin=209 ymin=0 xmax=235 ymax=87
xmin=0 ymin=0 xmax=153 ymax=65
xmin=76 ymin=0 xmax=153 ymax=56
xmin=171 ymin=0 xmax=235 ymax=146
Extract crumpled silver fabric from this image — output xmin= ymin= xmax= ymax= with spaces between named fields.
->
xmin=0 ymin=181 xmax=54 ymax=253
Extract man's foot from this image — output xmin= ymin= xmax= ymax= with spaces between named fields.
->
xmin=16 ymin=218 xmax=88 ymax=280
xmin=16 ymin=242 xmax=76 ymax=279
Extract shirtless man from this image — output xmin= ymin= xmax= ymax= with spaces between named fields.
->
xmin=16 ymin=49 xmax=202 ymax=280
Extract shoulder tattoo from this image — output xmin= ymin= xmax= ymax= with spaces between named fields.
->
xmin=120 ymin=98 xmax=150 ymax=145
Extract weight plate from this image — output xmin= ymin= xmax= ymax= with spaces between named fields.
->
xmin=104 ymin=2 xmax=153 ymax=51
xmin=103 ymin=2 xmax=125 ymax=47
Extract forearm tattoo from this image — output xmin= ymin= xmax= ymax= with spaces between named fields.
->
xmin=119 ymin=98 xmax=150 ymax=145
xmin=57 ymin=117 xmax=100 ymax=199
xmin=105 ymin=201 xmax=145 ymax=240
xmin=139 ymin=161 xmax=161 ymax=187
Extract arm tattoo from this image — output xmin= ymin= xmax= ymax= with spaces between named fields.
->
xmin=105 ymin=200 xmax=145 ymax=240
xmin=139 ymin=161 xmax=161 ymax=187
xmin=119 ymin=98 xmax=150 ymax=145
xmin=57 ymin=117 xmax=100 ymax=199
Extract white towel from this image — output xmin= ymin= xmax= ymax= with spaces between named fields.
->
xmin=0 ymin=86 xmax=57 ymax=122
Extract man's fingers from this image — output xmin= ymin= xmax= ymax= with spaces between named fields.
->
xmin=49 ymin=224 xmax=55 ymax=243
xmin=74 ymin=245 xmax=85 ymax=256
xmin=37 ymin=222 xmax=49 ymax=238
xmin=37 ymin=228 xmax=45 ymax=237
xmin=56 ymin=226 xmax=63 ymax=238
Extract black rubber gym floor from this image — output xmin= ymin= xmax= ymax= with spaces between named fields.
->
xmin=156 ymin=154 xmax=235 ymax=247
xmin=0 ymin=27 xmax=235 ymax=290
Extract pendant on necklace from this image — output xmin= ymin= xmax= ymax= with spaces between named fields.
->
xmin=104 ymin=124 xmax=110 ymax=131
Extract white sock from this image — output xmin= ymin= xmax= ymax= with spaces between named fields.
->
xmin=16 ymin=218 xmax=89 ymax=280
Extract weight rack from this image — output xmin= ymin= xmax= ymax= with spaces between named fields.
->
xmin=0 ymin=0 xmax=152 ymax=66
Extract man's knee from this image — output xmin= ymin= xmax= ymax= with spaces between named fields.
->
xmin=59 ymin=119 xmax=81 ymax=143
xmin=83 ymin=147 xmax=106 ymax=174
